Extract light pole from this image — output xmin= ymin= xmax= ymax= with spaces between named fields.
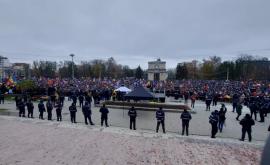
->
xmin=70 ymin=54 xmax=75 ymax=79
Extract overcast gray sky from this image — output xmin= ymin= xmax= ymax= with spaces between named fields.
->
xmin=0 ymin=0 xmax=270 ymax=69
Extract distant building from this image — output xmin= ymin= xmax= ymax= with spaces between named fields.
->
xmin=12 ymin=63 xmax=30 ymax=79
xmin=147 ymin=58 xmax=168 ymax=81
xmin=177 ymin=61 xmax=198 ymax=79
xmin=0 ymin=56 xmax=11 ymax=79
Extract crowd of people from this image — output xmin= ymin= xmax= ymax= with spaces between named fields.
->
xmin=1 ymin=77 xmax=270 ymax=142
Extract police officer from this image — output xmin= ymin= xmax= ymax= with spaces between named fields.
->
xmin=69 ymin=102 xmax=77 ymax=123
xmin=72 ymin=94 xmax=77 ymax=106
xmin=249 ymin=101 xmax=257 ymax=120
xmin=259 ymin=101 xmax=268 ymax=122
xmin=239 ymin=114 xmax=255 ymax=142
xmin=218 ymin=104 xmax=227 ymax=132
xmin=82 ymin=101 xmax=94 ymax=125
xmin=128 ymin=106 xmax=137 ymax=130
xmin=236 ymin=103 xmax=243 ymax=121
xmin=156 ymin=107 xmax=165 ymax=133
xmin=0 ymin=91 xmax=4 ymax=104
xmin=209 ymin=110 xmax=219 ymax=138
xmin=18 ymin=100 xmax=26 ymax=117
xmin=59 ymin=94 xmax=65 ymax=106
xmin=99 ymin=104 xmax=109 ymax=127
xmin=26 ymin=99 xmax=34 ymax=118
xmin=46 ymin=100 xmax=53 ymax=120
xmin=79 ymin=94 xmax=84 ymax=107
xmin=55 ymin=101 xmax=62 ymax=121
xmin=38 ymin=100 xmax=46 ymax=120
xmin=85 ymin=94 xmax=92 ymax=105
xmin=180 ymin=109 xmax=192 ymax=136
xmin=205 ymin=95 xmax=212 ymax=111
xmin=232 ymin=94 xmax=239 ymax=112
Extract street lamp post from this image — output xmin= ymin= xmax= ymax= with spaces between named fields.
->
xmin=70 ymin=54 xmax=75 ymax=79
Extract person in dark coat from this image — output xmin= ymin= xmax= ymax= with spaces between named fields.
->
xmin=249 ymin=102 xmax=257 ymax=120
xmin=18 ymin=100 xmax=26 ymax=117
xmin=232 ymin=94 xmax=239 ymax=112
xmin=69 ymin=102 xmax=77 ymax=123
xmin=82 ymin=101 xmax=94 ymax=125
xmin=156 ymin=107 xmax=166 ymax=133
xmin=259 ymin=102 xmax=267 ymax=122
xmin=46 ymin=100 xmax=53 ymax=120
xmin=128 ymin=106 xmax=137 ymax=130
xmin=26 ymin=100 xmax=34 ymax=118
xmin=218 ymin=104 xmax=227 ymax=132
xmin=180 ymin=109 xmax=192 ymax=136
xmin=0 ymin=91 xmax=4 ymax=104
xmin=59 ymin=94 xmax=65 ymax=106
xmin=79 ymin=94 xmax=84 ymax=108
xmin=212 ymin=93 xmax=219 ymax=106
xmin=239 ymin=114 xmax=255 ymax=142
xmin=99 ymin=104 xmax=109 ymax=127
xmin=72 ymin=94 xmax=77 ymax=105
xmin=209 ymin=110 xmax=219 ymax=138
xmin=205 ymin=96 xmax=212 ymax=111
xmin=236 ymin=103 xmax=243 ymax=121
xmin=15 ymin=96 xmax=20 ymax=109
xmin=55 ymin=101 xmax=62 ymax=121
xmin=85 ymin=94 xmax=92 ymax=105
xmin=38 ymin=100 xmax=46 ymax=120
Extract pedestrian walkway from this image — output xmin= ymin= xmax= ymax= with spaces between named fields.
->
xmin=0 ymin=115 xmax=263 ymax=165
xmin=1 ymin=99 xmax=269 ymax=141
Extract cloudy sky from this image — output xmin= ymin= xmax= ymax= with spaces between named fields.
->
xmin=0 ymin=0 xmax=270 ymax=69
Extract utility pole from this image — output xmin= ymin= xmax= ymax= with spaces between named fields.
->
xmin=70 ymin=54 xmax=75 ymax=79
xmin=226 ymin=67 xmax=229 ymax=81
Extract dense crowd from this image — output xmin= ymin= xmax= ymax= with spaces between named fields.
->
xmin=2 ymin=77 xmax=269 ymax=101
xmin=1 ymin=78 xmax=270 ymax=141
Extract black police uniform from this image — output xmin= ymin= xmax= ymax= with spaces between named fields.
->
xmin=69 ymin=104 xmax=77 ymax=123
xmin=18 ymin=101 xmax=26 ymax=117
xmin=205 ymin=97 xmax=212 ymax=111
xmin=46 ymin=101 xmax=53 ymax=120
xmin=82 ymin=104 xmax=94 ymax=125
xmin=128 ymin=107 xmax=137 ymax=130
xmin=239 ymin=115 xmax=255 ymax=142
xmin=99 ymin=106 xmax=109 ymax=127
xmin=180 ymin=110 xmax=192 ymax=136
xmin=209 ymin=111 xmax=219 ymax=138
xmin=249 ymin=102 xmax=257 ymax=120
xmin=55 ymin=103 xmax=62 ymax=121
xmin=0 ymin=93 xmax=4 ymax=104
xmin=26 ymin=101 xmax=34 ymax=118
xmin=59 ymin=95 xmax=65 ymax=106
xmin=79 ymin=95 xmax=84 ymax=107
xmin=156 ymin=109 xmax=165 ymax=133
xmin=260 ymin=102 xmax=268 ymax=122
xmin=85 ymin=95 xmax=92 ymax=104
xmin=72 ymin=95 xmax=77 ymax=105
xmin=38 ymin=102 xmax=46 ymax=120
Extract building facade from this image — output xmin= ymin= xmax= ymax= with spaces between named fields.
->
xmin=147 ymin=59 xmax=168 ymax=81
xmin=12 ymin=63 xmax=30 ymax=79
xmin=0 ymin=56 xmax=11 ymax=80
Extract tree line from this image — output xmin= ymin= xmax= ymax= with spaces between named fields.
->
xmin=29 ymin=55 xmax=269 ymax=80
xmin=175 ymin=55 xmax=270 ymax=80
xmin=31 ymin=57 xmax=145 ymax=79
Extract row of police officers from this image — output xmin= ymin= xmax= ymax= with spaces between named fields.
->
xmin=16 ymin=99 xmax=193 ymax=136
